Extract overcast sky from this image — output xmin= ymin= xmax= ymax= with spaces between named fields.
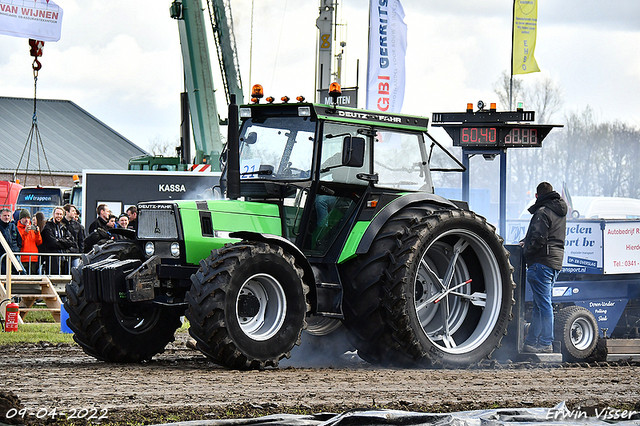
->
xmin=1 ymin=0 xmax=639 ymax=154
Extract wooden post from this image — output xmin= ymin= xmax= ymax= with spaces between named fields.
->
xmin=0 ymin=230 xmax=24 ymax=300
xmin=5 ymin=253 xmax=10 ymax=300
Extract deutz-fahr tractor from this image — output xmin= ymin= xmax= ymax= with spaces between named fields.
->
xmin=65 ymin=85 xmax=515 ymax=370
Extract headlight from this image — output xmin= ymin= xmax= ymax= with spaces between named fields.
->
xmin=298 ymin=106 xmax=311 ymax=116
xmin=144 ymin=242 xmax=155 ymax=256
xmin=170 ymin=242 xmax=180 ymax=257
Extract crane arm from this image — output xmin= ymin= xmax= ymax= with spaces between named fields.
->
xmin=172 ymin=0 xmax=223 ymax=166
xmin=206 ymin=0 xmax=244 ymax=105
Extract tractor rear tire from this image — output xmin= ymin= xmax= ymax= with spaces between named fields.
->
xmin=342 ymin=207 xmax=514 ymax=367
xmin=186 ymin=242 xmax=309 ymax=370
xmin=555 ymin=305 xmax=599 ymax=362
xmin=64 ymin=241 xmax=183 ymax=363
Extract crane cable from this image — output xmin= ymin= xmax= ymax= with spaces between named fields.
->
xmin=14 ymin=39 xmax=54 ymax=187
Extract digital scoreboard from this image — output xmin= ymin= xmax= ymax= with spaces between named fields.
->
xmin=431 ymin=106 xmax=562 ymax=149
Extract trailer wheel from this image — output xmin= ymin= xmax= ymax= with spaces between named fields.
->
xmin=64 ymin=241 xmax=183 ymax=362
xmin=186 ymin=242 xmax=309 ymax=370
xmin=555 ymin=306 xmax=599 ymax=362
xmin=342 ymin=207 xmax=514 ymax=367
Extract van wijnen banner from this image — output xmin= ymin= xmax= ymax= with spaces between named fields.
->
xmin=0 ymin=0 xmax=63 ymax=42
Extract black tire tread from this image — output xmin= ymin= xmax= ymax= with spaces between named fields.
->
xmin=555 ymin=305 xmax=599 ymax=362
xmin=342 ymin=206 xmax=514 ymax=368
xmin=64 ymin=241 xmax=181 ymax=363
xmin=186 ymin=242 xmax=309 ymax=370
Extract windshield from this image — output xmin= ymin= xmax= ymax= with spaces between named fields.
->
xmin=239 ymin=116 xmax=315 ymax=181
xmin=17 ymin=188 xmax=62 ymax=205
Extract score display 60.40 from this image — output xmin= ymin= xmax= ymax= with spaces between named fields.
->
xmin=460 ymin=127 xmax=540 ymax=147
xmin=431 ymin=106 xmax=562 ymax=149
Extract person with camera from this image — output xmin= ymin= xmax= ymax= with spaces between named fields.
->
xmin=40 ymin=206 xmax=78 ymax=274
xmin=17 ymin=209 xmax=42 ymax=275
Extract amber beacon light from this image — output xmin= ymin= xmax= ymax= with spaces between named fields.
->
xmin=251 ymin=84 xmax=264 ymax=103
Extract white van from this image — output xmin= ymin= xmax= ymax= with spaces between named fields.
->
xmin=570 ymin=196 xmax=640 ymax=219
xmin=518 ymin=196 xmax=640 ymax=219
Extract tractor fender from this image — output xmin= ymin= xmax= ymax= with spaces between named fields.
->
xmin=355 ymin=192 xmax=463 ymax=256
xmin=230 ymin=231 xmax=317 ymax=309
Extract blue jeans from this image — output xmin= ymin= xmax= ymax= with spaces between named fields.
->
xmin=525 ymin=263 xmax=559 ymax=346
xmin=315 ymin=195 xmax=337 ymax=226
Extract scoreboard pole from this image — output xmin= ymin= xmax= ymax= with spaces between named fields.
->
xmin=499 ymin=149 xmax=507 ymax=238
xmin=462 ymin=150 xmax=470 ymax=204
xmin=461 ymin=148 xmax=508 ymax=238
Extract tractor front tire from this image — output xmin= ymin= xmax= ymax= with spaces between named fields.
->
xmin=65 ymin=241 xmax=183 ymax=363
xmin=342 ymin=207 xmax=514 ymax=368
xmin=186 ymin=242 xmax=309 ymax=370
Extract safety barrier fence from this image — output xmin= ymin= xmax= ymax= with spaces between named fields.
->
xmin=0 ymin=252 xmax=82 ymax=276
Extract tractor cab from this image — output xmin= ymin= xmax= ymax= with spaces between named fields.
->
xmin=227 ymin=85 xmax=451 ymax=259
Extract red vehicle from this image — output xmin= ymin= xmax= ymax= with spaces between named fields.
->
xmin=0 ymin=181 xmax=23 ymax=212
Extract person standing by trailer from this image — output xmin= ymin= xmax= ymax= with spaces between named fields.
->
xmin=521 ymin=182 xmax=568 ymax=353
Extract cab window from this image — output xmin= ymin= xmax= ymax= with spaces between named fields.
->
xmin=374 ymin=130 xmax=429 ymax=191
xmin=320 ymin=122 xmax=369 ymax=185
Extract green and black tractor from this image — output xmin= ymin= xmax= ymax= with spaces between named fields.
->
xmin=65 ymin=89 xmax=515 ymax=370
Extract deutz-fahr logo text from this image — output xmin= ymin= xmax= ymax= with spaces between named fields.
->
xmin=159 ymin=184 xmax=187 ymax=192
xmin=139 ymin=203 xmax=174 ymax=210
xmin=337 ymin=109 xmax=402 ymax=123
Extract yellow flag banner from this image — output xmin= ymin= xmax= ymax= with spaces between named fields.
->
xmin=512 ymin=0 xmax=540 ymax=75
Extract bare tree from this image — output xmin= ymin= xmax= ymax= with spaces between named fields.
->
xmin=493 ymin=70 xmax=525 ymax=110
xmin=148 ymin=136 xmax=180 ymax=157
xmin=525 ymin=75 xmax=564 ymax=124
xmin=493 ymin=71 xmax=563 ymax=123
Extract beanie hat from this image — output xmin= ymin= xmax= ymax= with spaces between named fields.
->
xmin=19 ymin=209 xmax=30 ymax=219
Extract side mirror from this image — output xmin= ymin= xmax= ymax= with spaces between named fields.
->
xmin=242 ymin=132 xmax=258 ymax=145
xmin=341 ymin=136 xmax=365 ymax=168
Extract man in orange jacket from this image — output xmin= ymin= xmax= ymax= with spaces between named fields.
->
xmin=17 ymin=209 xmax=42 ymax=275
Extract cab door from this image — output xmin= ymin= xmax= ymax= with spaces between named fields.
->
xmin=302 ymin=122 xmax=371 ymax=256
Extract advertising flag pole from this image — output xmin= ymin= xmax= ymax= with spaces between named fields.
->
xmin=365 ymin=0 xmax=372 ymax=109
xmin=510 ymin=0 xmax=515 ymax=110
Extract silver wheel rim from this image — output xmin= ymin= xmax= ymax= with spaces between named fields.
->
xmin=236 ymin=273 xmax=287 ymax=341
xmin=305 ymin=316 xmax=342 ymax=336
xmin=413 ymin=229 xmax=502 ymax=354
xmin=570 ymin=317 xmax=594 ymax=351
xmin=114 ymin=304 xmax=161 ymax=335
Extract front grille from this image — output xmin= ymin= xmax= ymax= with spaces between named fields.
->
xmin=138 ymin=208 xmax=178 ymax=239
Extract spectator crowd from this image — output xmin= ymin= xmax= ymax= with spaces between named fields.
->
xmin=0 ymin=204 xmax=137 ymax=275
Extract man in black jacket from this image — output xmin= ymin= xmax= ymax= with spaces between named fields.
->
xmin=521 ymin=182 xmax=568 ymax=353
xmin=0 ymin=208 xmax=22 ymax=274
xmin=88 ymin=203 xmax=110 ymax=234
xmin=41 ymin=206 xmax=78 ymax=274
xmin=62 ymin=204 xmax=84 ymax=254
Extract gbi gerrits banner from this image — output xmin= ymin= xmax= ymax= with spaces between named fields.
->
xmin=0 ymin=0 xmax=63 ymax=41
xmin=512 ymin=0 xmax=539 ymax=75
xmin=366 ymin=0 xmax=407 ymax=113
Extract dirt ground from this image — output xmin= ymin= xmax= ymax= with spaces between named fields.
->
xmin=1 ymin=333 xmax=640 ymax=426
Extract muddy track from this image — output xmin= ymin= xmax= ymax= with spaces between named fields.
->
xmin=1 ymin=334 xmax=639 ymax=425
